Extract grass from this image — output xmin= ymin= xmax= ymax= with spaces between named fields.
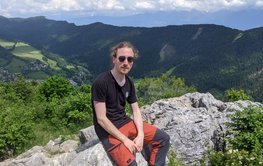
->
xmin=166 ymin=67 xmax=176 ymax=76
xmin=0 ymin=38 xmax=84 ymax=80
xmin=0 ymin=39 xmax=71 ymax=71
xmin=27 ymin=71 xmax=50 ymax=79
xmin=19 ymin=121 xmax=80 ymax=156
xmin=12 ymin=42 xmax=61 ymax=70
xmin=66 ymin=64 xmax=75 ymax=69
xmin=233 ymin=33 xmax=243 ymax=42
xmin=0 ymin=39 xmax=14 ymax=49
xmin=6 ymin=58 xmax=27 ymax=73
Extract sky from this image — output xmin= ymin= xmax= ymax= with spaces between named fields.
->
xmin=0 ymin=0 xmax=263 ymax=30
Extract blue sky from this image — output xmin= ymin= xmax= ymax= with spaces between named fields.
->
xmin=0 ymin=0 xmax=263 ymax=30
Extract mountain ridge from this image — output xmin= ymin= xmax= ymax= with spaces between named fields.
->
xmin=0 ymin=16 xmax=262 ymax=102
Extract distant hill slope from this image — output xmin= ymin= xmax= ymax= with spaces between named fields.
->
xmin=0 ymin=38 xmax=90 ymax=84
xmin=0 ymin=16 xmax=262 ymax=102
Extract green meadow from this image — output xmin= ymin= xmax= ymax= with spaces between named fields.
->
xmin=0 ymin=39 xmax=14 ymax=49
xmin=0 ymin=39 xmax=75 ymax=71
xmin=12 ymin=42 xmax=61 ymax=70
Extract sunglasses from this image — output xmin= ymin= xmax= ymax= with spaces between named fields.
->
xmin=118 ymin=56 xmax=135 ymax=63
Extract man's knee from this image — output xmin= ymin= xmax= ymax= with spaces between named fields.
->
xmin=107 ymin=143 xmax=136 ymax=166
xmin=155 ymin=129 xmax=170 ymax=145
xmin=163 ymin=131 xmax=170 ymax=143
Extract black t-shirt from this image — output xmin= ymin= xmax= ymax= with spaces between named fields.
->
xmin=92 ymin=71 xmax=137 ymax=139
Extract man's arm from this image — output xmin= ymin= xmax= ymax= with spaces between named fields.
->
xmin=93 ymin=101 xmax=139 ymax=153
xmin=130 ymin=102 xmax=144 ymax=152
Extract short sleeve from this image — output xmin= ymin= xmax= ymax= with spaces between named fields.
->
xmin=127 ymin=77 xmax=137 ymax=104
xmin=92 ymin=79 xmax=107 ymax=102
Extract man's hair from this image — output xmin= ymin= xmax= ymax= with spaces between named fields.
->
xmin=110 ymin=41 xmax=139 ymax=59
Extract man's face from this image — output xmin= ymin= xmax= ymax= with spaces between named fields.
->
xmin=113 ymin=47 xmax=135 ymax=75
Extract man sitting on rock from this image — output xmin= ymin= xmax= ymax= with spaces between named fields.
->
xmin=91 ymin=41 xmax=170 ymax=166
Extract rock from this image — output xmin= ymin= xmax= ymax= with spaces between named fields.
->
xmin=142 ymin=92 xmax=262 ymax=165
xmin=1 ymin=92 xmax=262 ymax=166
xmin=78 ymin=126 xmax=98 ymax=145
xmin=59 ymin=140 xmax=79 ymax=153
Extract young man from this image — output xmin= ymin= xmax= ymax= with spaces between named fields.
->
xmin=92 ymin=41 xmax=170 ymax=166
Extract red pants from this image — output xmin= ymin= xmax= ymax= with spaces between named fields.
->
xmin=100 ymin=121 xmax=170 ymax=166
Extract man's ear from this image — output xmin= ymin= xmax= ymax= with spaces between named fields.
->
xmin=112 ymin=56 xmax=117 ymax=64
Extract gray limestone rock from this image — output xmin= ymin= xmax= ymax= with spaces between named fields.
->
xmin=1 ymin=92 xmax=262 ymax=166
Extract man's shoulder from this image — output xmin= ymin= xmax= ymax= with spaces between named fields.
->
xmin=125 ymin=75 xmax=134 ymax=85
xmin=93 ymin=71 xmax=111 ymax=83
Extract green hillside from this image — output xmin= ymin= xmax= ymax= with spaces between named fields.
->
xmin=0 ymin=16 xmax=262 ymax=102
xmin=0 ymin=38 xmax=90 ymax=83
xmin=0 ymin=39 xmax=60 ymax=69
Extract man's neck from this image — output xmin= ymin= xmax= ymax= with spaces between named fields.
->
xmin=111 ymin=69 xmax=126 ymax=86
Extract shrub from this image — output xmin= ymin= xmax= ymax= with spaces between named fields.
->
xmin=136 ymin=74 xmax=196 ymax=105
xmin=227 ymin=106 xmax=263 ymax=154
xmin=209 ymin=149 xmax=262 ymax=166
xmin=40 ymin=86 xmax=92 ymax=130
xmin=10 ymin=75 xmax=34 ymax=102
xmin=168 ymin=150 xmax=183 ymax=166
xmin=0 ymin=101 xmax=35 ymax=161
xmin=225 ymin=89 xmax=250 ymax=102
xmin=208 ymin=106 xmax=263 ymax=165
xmin=38 ymin=75 xmax=74 ymax=100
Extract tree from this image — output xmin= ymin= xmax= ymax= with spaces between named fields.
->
xmin=44 ymin=92 xmax=92 ymax=129
xmin=10 ymin=75 xmax=34 ymax=102
xmin=38 ymin=75 xmax=74 ymax=100
xmin=225 ymin=89 xmax=250 ymax=102
xmin=37 ymin=80 xmax=92 ymax=130
xmin=136 ymin=74 xmax=196 ymax=105
xmin=0 ymin=100 xmax=34 ymax=161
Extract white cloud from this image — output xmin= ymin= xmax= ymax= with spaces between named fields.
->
xmin=21 ymin=0 xmax=82 ymax=12
xmin=0 ymin=0 xmax=262 ymax=18
xmin=96 ymin=0 xmax=125 ymax=10
xmin=42 ymin=0 xmax=81 ymax=11
xmin=255 ymin=0 xmax=263 ymax=7
xmin=155 ymin=0 xmax=251 ymax=11
xmin=135 ymin=1 xmax=155 ymax=10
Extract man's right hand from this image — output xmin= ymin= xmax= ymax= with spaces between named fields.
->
xmin=123 ymin=138 xmax=139 ymax=154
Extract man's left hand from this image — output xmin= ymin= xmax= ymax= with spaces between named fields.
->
xmin=133 ymin=135 xmax=144 ymax=152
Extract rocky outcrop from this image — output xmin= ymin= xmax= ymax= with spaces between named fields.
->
xmin=0 ymin=127 xmax=147 ymax=166
xmin=141 ymin=92 xmax=262 ymax=164
xmin=1 ymin=92 xmax=262 ymax=166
